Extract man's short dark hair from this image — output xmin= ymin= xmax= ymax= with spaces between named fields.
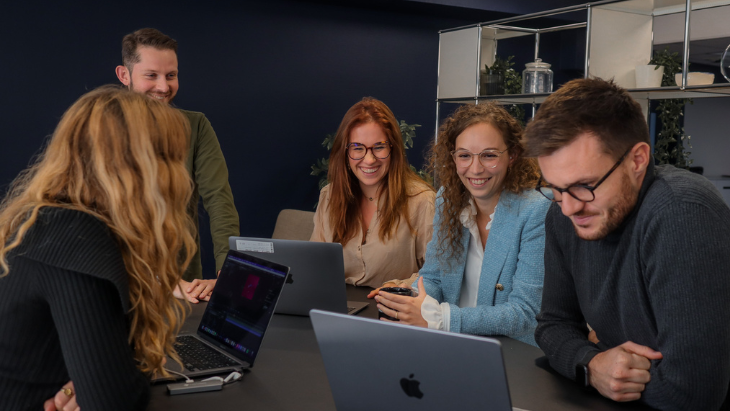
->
xmin=523 ymin=77 xmax=649 ymax=160
xmin=121 ymin=28 xmax=178 ymax=70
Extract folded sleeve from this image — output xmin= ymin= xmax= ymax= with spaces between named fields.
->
xmin=40 ymin=268 xmax=150 ymax=410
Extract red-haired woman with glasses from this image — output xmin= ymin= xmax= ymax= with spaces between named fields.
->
xmin=310 ymin=97 xmax=435 ymax=289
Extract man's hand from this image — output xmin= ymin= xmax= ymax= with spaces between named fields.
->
xmin=44 ymin=381 xmax=78 ymax=411
xmin=375 ymin=277 xmax=428 ymax=327
xmin=588 ymin=341 xmax=663 ymax=402
xmin=366 ymin=282 xmax=402 ymax=299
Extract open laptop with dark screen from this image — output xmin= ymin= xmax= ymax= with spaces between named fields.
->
xmin=229 ymin=237 xmax=368 ymax=316
xmin=154 ymin=249 xmax=289 ymax=382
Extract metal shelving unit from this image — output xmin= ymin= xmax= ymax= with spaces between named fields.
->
xmin=435 ymin=0 xmax=730 ymax=137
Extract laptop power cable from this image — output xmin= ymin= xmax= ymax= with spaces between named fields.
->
xmin=167 ymin=371 xmax=242 ymax=395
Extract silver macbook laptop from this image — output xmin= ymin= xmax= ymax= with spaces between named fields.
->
xmin=310 ymin=309 xmax=514 ymax=411
xmin=229 ymin=237 xmax=368 ymax=316
xmin=154 ymin=249 xmax=289 ymax=382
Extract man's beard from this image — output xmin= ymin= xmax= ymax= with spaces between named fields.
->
xmin=128 ymin=79 xmax=173 ymax=104
xmin=573 ymin=172 xmax=638 ymax=241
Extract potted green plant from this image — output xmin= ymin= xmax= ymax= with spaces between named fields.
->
xmin=649 ymin=48 xmax=693 ymax=168
xmin=483 ymin=57 xmax=510 ymax=95
xmin=482 ymin=56 xmax=525 ymax=126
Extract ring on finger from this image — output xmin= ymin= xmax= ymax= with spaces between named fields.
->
xmin=61 ymin=387 xmax=74 ymax=397
xmin=395 ymin=311 xmax=399 ymax=320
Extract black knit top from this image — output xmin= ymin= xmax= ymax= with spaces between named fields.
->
xmin=0 ymin=207 xmax=150 ymax=410
xmin=535 ymin=163 xmax=730 ymax=410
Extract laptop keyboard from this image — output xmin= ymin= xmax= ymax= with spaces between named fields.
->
xmin=175 ymin=335 xmax=240 ymax=372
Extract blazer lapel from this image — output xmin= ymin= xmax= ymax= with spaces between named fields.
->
xmin=440 ymin=225 xmax=470 ymax=305
xmin=477 ymin=193 xmax=516 ymax=306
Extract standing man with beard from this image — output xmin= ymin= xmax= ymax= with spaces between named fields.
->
xmin=115 ymin=28 xmax=239 ymax=301
xmin=525 ymin=78 xmax=730 ymax=410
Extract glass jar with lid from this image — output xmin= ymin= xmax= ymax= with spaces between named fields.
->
xmin=522 ymin=58 xmax=553 ymax=94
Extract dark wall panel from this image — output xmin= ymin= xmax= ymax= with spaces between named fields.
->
xmin=0 ymin=0 xmax=480 ymax=276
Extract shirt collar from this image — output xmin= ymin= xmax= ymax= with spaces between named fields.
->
xmin=459 ymin=197 xmax=497 ymax=234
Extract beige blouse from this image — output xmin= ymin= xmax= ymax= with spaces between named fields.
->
xmin=310 ymin=183 xmax=436 ymax=288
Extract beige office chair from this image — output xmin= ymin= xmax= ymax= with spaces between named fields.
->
xmin=271 ymin=209 xmax=316 ymax=241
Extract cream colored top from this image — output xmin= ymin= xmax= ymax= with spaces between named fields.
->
xmin=310 ymin=183 xmax=436 ymax=288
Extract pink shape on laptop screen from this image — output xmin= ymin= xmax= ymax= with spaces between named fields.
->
xmin=243 ymin=275 xmax=260 ymax=300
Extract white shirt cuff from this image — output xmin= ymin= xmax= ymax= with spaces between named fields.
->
xmin=421 ymin=294 xmax=451 ymax=331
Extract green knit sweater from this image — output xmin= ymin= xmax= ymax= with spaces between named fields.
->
xmin=180 ymin=109 xmax=239 ymax=280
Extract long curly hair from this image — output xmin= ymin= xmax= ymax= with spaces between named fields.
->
xmin=0 ymin=85 xmax=196 ymax=377
xmin=326 ymin=97 xmax=433 ymax=246
xmin=430 ymin=103 xmax=540 ymax=259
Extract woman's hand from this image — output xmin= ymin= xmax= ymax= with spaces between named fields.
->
xmin=44 ymin=381 xmax=78 ymax=411
xmin=375 ymin=277 xmax=428 ymax=327
xmin=173 ymin=277 xmax=218 ymax=303
xmin=173 ymin=271 xmax=220 ymax=303
xmin=173 ymin=279 xmax=200 ymax=303
xmin=366 ymin=282 xmax=401 ymax=299
xmin=186 ymin=279 xmax=216 ymax=301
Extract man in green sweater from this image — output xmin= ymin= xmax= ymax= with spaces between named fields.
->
xmin=115 ymin=28 xmax=240 ymax=302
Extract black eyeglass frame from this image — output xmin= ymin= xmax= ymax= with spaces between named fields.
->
xmin=346 ymin=142 xmax=393 ymax=161
xmin=535 ymin=148 xmax=631 ymax=203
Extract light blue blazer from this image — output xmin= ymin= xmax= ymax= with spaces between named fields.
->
xmin=417 ymin=188 xmax=549 ymax=346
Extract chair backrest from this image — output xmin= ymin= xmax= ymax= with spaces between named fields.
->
xmin=272 ymin=209 xmax=315 ymax=241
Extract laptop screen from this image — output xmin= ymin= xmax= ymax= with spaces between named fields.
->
xmin=197 ymin=251 xmax=288 ymax=366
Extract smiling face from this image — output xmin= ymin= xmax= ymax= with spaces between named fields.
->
xmin=537 ymin=133 xmax=643 ymax=240
xmin=454 ymin=122 xmax=512 ymax=205
xmin=348 ymin=122 xmax=391 ymax=192
xmin=116 ymin=46 xmax=179 ymax=104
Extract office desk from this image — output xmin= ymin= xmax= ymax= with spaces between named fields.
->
xmin=149 ymin=286 xmax=650 ymax=411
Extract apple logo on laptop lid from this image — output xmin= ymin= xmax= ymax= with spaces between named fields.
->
xmin=400 ymin=374 xmax=424 ymax=399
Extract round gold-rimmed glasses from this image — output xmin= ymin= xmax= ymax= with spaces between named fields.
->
xmin=450 ymin=148 xmax=509 ymax=169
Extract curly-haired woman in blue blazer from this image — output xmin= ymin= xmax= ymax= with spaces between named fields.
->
xmin=375 ymin=103 xmax=549 ymax=346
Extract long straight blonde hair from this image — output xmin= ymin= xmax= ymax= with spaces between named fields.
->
xmin=0 ymin=85 xmax=196 ymax=377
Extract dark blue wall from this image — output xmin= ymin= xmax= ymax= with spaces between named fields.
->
xmin=0 ymin=0 xmax=493 ymax=276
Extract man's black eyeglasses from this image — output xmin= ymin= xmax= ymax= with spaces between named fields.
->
xmin=535 ymin=148 xmax=631 ymax=203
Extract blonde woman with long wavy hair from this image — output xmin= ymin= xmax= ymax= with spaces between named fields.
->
xmin=0 ymin=86 xmax=196 ymax=410
xmin=311 ymin=97 xmax=435 ymax=290
xmin=374 ymin=103 xmax=550 ymax=346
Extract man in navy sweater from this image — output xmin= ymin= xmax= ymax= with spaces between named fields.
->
xmin=525 ymin=77 xmax=730 ymax=410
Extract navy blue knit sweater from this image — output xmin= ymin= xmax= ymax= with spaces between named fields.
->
xmin=536 ymin=163 xmax=730 ymax=410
